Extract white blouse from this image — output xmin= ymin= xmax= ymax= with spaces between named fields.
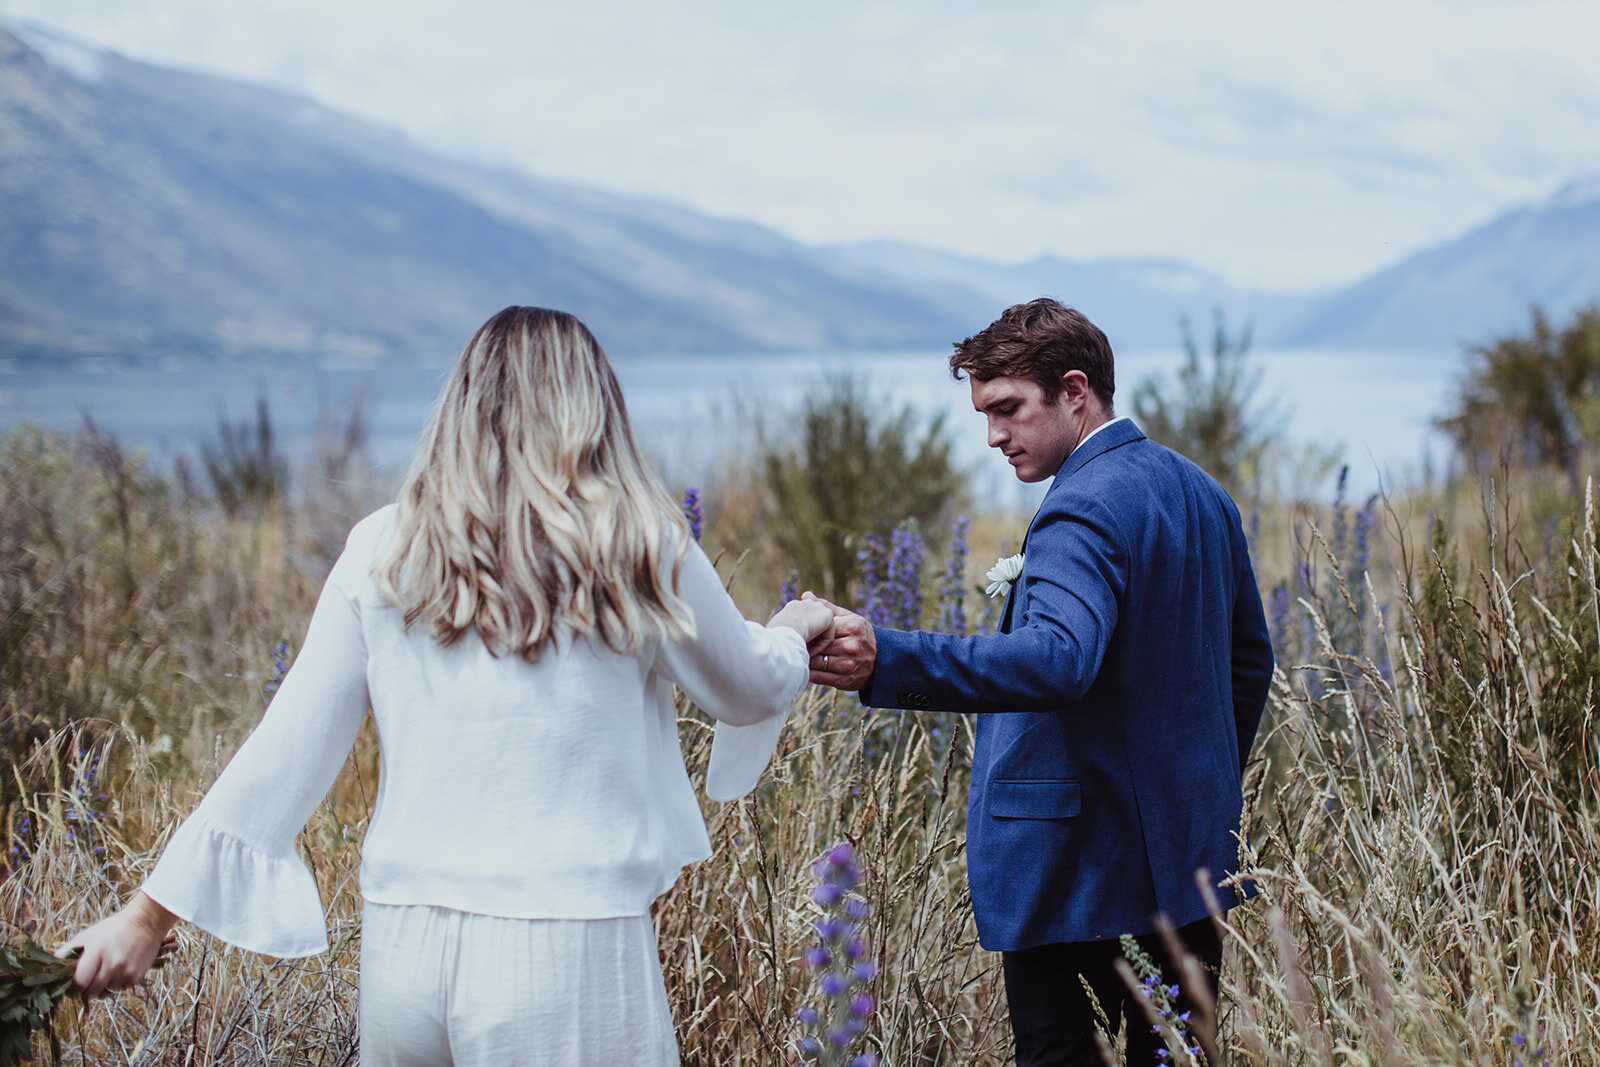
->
xmin=141 ymin=506 xmax=807 ymax=958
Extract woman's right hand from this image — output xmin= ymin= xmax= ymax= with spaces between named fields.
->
xmin=57 ymin=891 xmax=178 ymax=998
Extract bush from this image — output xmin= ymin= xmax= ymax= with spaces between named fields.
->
xmin=200 ymin=393 xmax=289 ymax=517
xmin=756 ymin=375 xmax=964 ymax=603
xmin=1131 ymin=310 xmax=1340 ymax=502
xmin=1131 ymin=311 xmax=1277 ymax=500
xmin=1436 ymin=304 xmax=1600 ymax=477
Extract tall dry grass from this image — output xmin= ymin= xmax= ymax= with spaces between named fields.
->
xmin=2 ymin=424 xmax=1597 ymax=1063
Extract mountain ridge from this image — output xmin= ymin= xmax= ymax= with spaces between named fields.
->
xmin=3 ymin=20 xmax=1598 ymax=360
xmin=1283 ymin=179 xmax=1600 ymax=347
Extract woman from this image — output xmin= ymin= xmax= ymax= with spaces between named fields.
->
xmin=62 ymin=307 xmax=832 ymax=1064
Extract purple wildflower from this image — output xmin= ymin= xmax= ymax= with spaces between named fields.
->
xmin=1268 ymin=581 xmax=1293 ymax=664
xmin=937 ymin=514 xmax=970 ymax=636
xmin=885 ymin=521 xmax=926 ymax=630
xmin=265 ymin=638 xmax=292 ymax=697
xmin=1121 ymin=934 xmax=1204 ymax=1064
xmin=858 ymin=533 xmax=890 ymax=628
xmin=795 ymin=840 xmax=878 ymax=1066
xmin=681 ymin=487 xmax=703 ymax=542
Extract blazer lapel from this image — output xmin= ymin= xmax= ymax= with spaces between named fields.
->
xmin=997 ymin=419 xmax=1145 ymax=635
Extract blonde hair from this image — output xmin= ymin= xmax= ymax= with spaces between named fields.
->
xmin=376 ymin=306 xmax=695 ymax=660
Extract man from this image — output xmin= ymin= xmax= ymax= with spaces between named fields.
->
xmin=806 ymin=298 xmax=1273 ymax=1065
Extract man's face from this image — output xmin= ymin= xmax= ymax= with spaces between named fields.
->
xmin=970 ymin=374 xmax=1078 ymax=483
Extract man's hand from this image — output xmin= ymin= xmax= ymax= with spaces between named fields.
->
xmin=803 ymin=592 xmax=877 ymax=691
xmin=58 ymin=891 xmax=176 ymax=998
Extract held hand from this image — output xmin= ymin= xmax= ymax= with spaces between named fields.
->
xmin=801 ymin=592 xmax=877 ymax=692
xmin=58 ymin=891 xmax=177 ymax=998
xmin=768 ymin=599 xmax=835 ymax=646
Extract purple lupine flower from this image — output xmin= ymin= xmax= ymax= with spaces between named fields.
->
xmin=1330 ymin=465 xmax=1350 ymax=560
xmin=813 ymin=882 xmax=844 ymax=906
xmin=681 ymin=487 xmax=703 ymax=542
xmin=1509 ymin=990 xmax=1550 ymax=1065
xmin=1121 ymin=935 xmax=1203 ymax=1064
xmin=780 ymin=571 xmax=799 ymax=610
xmin=795 ymin=841 xmax=878 ymax=1066
xmin=1352 ymin=495 xmax=1377 ymax=580
xmin=937 ymin=514 xmax=970 ymax=635
xmin=265 ymin=638 xmax=292 ymax=697
xmin=1268 ymin=581 xmax=1293 ymax=664
xmin=9 ymin=812 xmax=33 ymax=863
xmin=858 ymin=533 xmax=890 ymax=628
xmin=885 ymin=521 xmax=926 ymax=630
xmin=823 ymin=842 xmax=858 ymax=873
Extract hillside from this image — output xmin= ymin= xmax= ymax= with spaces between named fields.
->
xmin=0 ymin=24 xmax=965 ymax=359
xmin=1286 ymin=179 xmax=1600 ymax=347
xmin=6 ymin=20 xmax=1598 ymax=360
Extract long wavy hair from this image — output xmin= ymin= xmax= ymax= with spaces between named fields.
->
xmin=375 ymin=306 xmax=695 ymax=661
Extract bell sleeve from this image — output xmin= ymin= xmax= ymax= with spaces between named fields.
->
xmin=653 ymin=542 xmax=809 ymax=801
xmin=140 ymin=543 xmax=372 ymax=958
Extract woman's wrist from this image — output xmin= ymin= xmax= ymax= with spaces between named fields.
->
xmin=128 ymin=891 xmax=179 ymax=939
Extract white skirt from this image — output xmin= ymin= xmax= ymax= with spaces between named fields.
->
xmin=360 ymin=902 xmax=679 ymax=1066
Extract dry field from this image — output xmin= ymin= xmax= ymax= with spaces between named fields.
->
xmin=2 ymin=426 xmax=1595 ymax=1064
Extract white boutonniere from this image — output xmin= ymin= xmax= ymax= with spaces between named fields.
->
xmin=985 ymin=553 xmax=1024 ymax=599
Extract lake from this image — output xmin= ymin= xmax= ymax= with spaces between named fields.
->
xmin=0 ymin=345 xmax=1461 ymax=510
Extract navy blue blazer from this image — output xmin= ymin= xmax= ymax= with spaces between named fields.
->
xmin=863 ymin=419 xmax=1273 ymax=950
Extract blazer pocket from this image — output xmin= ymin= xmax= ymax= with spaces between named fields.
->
xmin=989 ymin=778 xmax=1081 ymax=820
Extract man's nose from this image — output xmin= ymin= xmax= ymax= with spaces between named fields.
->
xmin=987 ymin=420 xmax=1008 ymax=448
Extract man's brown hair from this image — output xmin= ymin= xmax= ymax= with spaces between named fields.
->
xmin=949 ymin=298 xmax=1114 ymax=408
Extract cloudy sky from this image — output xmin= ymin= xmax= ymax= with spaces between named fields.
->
xmin=4 ymin=0 xmax=1597 ymax=292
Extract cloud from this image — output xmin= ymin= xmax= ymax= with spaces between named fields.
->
xmin=3 ymin=0 xmax=1598 ymax=290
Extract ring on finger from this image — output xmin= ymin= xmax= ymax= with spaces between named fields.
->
xmin=822 ymin=654 xmax=830 ymax=670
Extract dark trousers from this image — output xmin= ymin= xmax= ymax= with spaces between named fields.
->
xmin=1001 ymin=918 xmax=1223 ymax=1067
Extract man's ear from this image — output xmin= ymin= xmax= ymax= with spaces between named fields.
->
xmin=1060 ymin=369 xmax=1091 ymax=406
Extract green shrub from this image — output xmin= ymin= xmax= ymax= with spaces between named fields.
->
xmin=756 ymin=375 xmax=964 ymax=603
xmin=1436 ymin=304 xmax=1600 ymax=477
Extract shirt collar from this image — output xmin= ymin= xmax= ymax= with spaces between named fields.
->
xmin=1071 ymin=415 xmax=1129 ymax=455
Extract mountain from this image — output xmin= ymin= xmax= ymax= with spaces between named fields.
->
xmin=0 ymin=23 xmax=970 ymax=359
xmin=818 ymin=241 xmax=1315 ymax=349
xmin=10 ymin=21 xmax=1594 ymax=361
xmin=0 ymin=22 xmax=1312 ymax=362
xmin=1286 ymin=179 xmax=1600 ymax=347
